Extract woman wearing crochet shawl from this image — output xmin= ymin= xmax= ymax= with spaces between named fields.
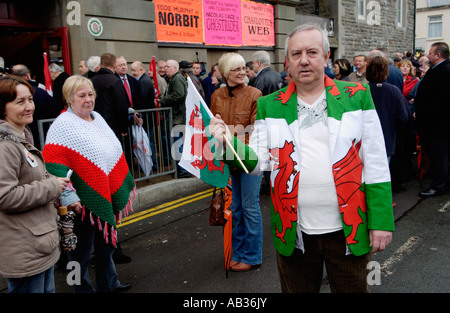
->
xmin=43 ymin=75 xmax=136 ymax=293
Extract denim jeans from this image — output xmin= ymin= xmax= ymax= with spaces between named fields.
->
xmin=67 ymin=214 xmax=121 ymax=293
xmin=230 ymin=171 xmax=263 ymax=265
xmin=7 ymin=266 xmax=55 ymax=293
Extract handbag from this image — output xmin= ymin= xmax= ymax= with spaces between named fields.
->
xmin=206 ymin=187 xmax=226 ymax=226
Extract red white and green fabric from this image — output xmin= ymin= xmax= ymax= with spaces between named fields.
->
xmin=42 ymin=110 xmax=136 ymax=246
xmin=179 ymin=77 xmax=230 ymax=188
xmin=221 ymin=76 xmax=395 ymax=257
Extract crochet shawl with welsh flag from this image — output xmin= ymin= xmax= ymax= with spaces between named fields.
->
xmin=42 ymin=110 xmax=136 ymax=245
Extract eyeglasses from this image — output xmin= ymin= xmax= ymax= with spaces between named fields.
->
xmin=230 ymin=67 xmax=246 ymax=73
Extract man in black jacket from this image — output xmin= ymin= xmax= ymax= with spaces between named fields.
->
xmin=131 ymin=60 xmax=157 ymax=171
xmin=91 ymin=53 xmax=129 ymax=139
xmin=251 ymin=51 xmax=284 ymax=195
xmin=130 ymin=61 xmax=155 ymax=109
xmin=251 ymin=50 xmax=284 ymax=96
xmin=49 ymin=63 xmax=70 ymax=110
xmin=115 ymin=56 xmax=144 ymax=111
xmin=415 ymin=42 xmax=450 ymax=198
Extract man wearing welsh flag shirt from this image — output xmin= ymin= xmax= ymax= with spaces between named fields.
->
xmin=210 ymin=23 xmax=394 ymax=293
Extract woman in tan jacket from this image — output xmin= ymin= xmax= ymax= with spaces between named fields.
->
xmin=0 ymin=76 xmax=69 ymax=293
xmin=210 ymin=53 xmax=263 ymax=272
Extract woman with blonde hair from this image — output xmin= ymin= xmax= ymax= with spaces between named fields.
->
xmin=210 ymin=53 xmax=263 ymax=272
xmin=397 ymin=59 xmax=419 ymax=99
xmin=43 ymin=75 xmax=135 ymax=292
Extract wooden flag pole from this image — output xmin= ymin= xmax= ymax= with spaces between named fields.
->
xmin=223 ymin=135 xmax=249 ymax=174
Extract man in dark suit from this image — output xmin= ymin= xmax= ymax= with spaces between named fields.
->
xmin=91 ymin=53 xmax=129 ymax=139
xmin=130 ymin=60 xmax=157 ymax=171
xmin=49 ymin=63 xmax=70 ymax=110
xmin=415 ymin=42 xmax=450 ymax=198
xmin=115 ymin=56 xmax=143 ymax=111
xmin=130 ymin=60 xmax=155 ymax=109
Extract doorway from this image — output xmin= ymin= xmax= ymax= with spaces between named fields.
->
xmin=0 ymin=26 xmax=71 ymax=83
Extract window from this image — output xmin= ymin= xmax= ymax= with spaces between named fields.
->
xmin=428 ymin=15 xmax=442 ymax=38
xmin=396 ymin=0 xmax=403 ymax=26
xmin=358 ymin=0 xmax=366 ymax=20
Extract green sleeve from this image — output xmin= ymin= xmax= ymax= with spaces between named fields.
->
xmin=216 ymin=136 xmax=259 ymax=173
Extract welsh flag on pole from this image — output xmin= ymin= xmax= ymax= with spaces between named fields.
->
xmin=179 ymin=77 xmax=230 ymax=188
xmin=43 ymin=52 xmax=53 ymax=96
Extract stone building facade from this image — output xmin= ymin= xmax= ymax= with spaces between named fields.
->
xmin=296 ymin=0 xmax=416 ymax=61
xmin=0 ymin=0 xmax=415 ymax=78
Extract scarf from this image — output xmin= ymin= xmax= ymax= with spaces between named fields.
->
xmin=42 ymin=109 xmax=136 ymax=245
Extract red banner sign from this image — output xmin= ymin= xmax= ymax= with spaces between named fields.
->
xmin=154 ymin=0 xmax=275 ymax=47
xmin=154 ymin=0 xmax=204 ymax=44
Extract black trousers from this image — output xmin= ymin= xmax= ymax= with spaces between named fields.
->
xmin=421 ymin=135 xmax=450 ymax=192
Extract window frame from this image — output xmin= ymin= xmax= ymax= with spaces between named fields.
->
xmin=396 ymin=0 xmax=403 ymax=27
xmin=428 ymin=15 xmax=443 ymax=38
xmin=358 ymin=0 xmax=366 ymax=20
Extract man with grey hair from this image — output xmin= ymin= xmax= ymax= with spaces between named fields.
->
xmin=86 ymin=55 xmax=100 ymax=78
xmin=251 ymin=50 xmax=284 ymax=96
xmin=157 ymin=59 xmax=187 ymax=126
xmin=156 ymin=59 xmax=190 ymax=178
xmin=49 ymin=63 xmax=70 ymax=109
xmin=210 ymin=23 xmax=394 ymax=292
xmin=131 ymin=60 xmax=155 ymax=109
xmin=251 ymin=51 xmax=285 ymax=194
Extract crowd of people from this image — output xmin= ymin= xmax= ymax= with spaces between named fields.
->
xmin=0 ymin=22 xmax=449 ymax=293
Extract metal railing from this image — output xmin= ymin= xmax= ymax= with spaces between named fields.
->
xmin=38 ymin=107 xmax=178 ymax=182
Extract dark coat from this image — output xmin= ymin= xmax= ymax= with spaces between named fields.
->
xmin=252 ymin=66 xmax=284 ymax=96
xmin=137 ymin=73 xmax=155 ymax=109
xmin=91 ymin=68 xmax=129 ymax=138
xmin=52 ymin=72 xmax=70 ymax=109
xmin=159 ymin=71 xmax=187 ymax=125
xmin=27 ymin=80 xmax=61 ymax=150
xmin=368 ymin=82 xmax=410 ymax=156
xmin=116 ymin=73 xmax=143 ymax=110
xmin=415 ymin=59 xmax=450 ymax=137
xmin=203 ymin=71 xmax=217 ymax=107
xmin=387 ymin=65 xmax=403 ymax=92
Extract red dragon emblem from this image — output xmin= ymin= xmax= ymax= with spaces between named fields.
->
xmin=270 ymin=141 xmax=299 ymax=243
xmin=275 ymin=82 xmax=296 ymax=104
xmin=325 ymin=76 xmax=340 ymax=96
xmin=344 ymin=83 xmax=367 ymax=98
xmin=189 ymin=104 xmax=225 ymax=173
xmin=332 ymin=139 xmax=366 ymax=244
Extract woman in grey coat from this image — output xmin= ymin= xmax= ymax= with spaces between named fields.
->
xmin=0 ymin=76 xmax=69 ymax=293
